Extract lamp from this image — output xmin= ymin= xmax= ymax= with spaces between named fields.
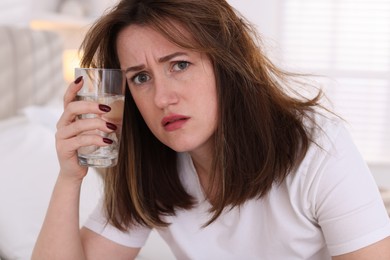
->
xmin=63 ymin=49 xmax=82 ymax=83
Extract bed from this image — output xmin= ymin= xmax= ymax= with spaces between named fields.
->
xmin=0 ymin=25 xmax=173 ymax=260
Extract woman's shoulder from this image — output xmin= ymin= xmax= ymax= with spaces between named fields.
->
xmin=288 ymin=109 xmax=359 ymax=190
xmin=291 ymin=108 xmax=371 ymax=199
xmin=304 ymin=109 xmax=347 ymax=147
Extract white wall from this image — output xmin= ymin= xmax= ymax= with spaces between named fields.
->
xmin=228 ymin=0 xmax=279 ymax=41
xmin=227 ymin=0 xmax=283 ymax=62
xmin=0 ymin=0 xmax=32 ymax=26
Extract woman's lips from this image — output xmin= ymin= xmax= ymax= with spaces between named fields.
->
xmin=161 ymin=114 xmax=190 ymax=131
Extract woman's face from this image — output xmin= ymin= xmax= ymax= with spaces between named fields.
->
xmin=116 ymin=24 xmax=218 ymax=154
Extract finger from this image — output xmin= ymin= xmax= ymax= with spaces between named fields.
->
xmin=63 ymin=76 xmax=84 ymax=109
xmin=57 ymin=101 xmax=111 ymax=129
xmin=56 ymin=117 xmax=117 ymax=140
xmin=56 ymin=134 xmax=112 ymax=157
xmin=101 ymin=99 xmax=125 ymax=125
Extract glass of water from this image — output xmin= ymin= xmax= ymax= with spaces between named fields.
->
xmin=75 ymin=68 xmax=126 ymax=168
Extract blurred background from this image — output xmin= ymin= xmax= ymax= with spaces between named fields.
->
xmin=0 ymin=1 xmax=389 ymax=258
xmin=0 ymin=0 xmax=389 ymax=185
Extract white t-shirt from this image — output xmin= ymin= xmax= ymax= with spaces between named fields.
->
xmin=84 ymin=115 xmax=390 ymax=259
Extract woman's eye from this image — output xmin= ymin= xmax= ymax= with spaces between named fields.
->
xmin=132 ymin=73 xmax=150 ymax=85
xmin=172 ymin=61 xmax=190 ymax=71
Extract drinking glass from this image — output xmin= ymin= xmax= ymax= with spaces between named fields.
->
xmin=75 ymin=68 xmax=126 ymax=168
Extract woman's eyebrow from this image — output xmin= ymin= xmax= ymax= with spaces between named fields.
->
xmin=125 ymin=65 xmax=145 ymax=74
xmin=158 ymin=51 xmax=187 ymax=63
xmin=125 ymin=52 xmax=188 ymax=74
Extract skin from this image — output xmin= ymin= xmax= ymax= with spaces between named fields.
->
xmin=31 ymin=23 xmax=390 ymax=260
xmin=117 ymin=24 xmax=219 ymax=188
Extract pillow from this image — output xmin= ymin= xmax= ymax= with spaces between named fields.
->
xmin=22 ymin=105 xmax=62 ymax=132
xmin=0 ymin=110 xmax=103 ymax=260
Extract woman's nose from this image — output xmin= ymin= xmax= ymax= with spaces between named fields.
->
xmin=153 ymin=77 xmax=179 ymax=109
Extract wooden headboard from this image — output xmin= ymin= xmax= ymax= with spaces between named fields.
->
xmin=0 ymin=26 xmax=65 ymax=120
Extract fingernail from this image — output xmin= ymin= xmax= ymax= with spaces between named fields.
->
xmin=99 ymin=104 xmax=111 ymax=112
xmin=74 ymin=76 xmax=83 ymax=84
xmin=103 ymin=138 xmax=113 ymax=144
xmin=106 ymin=122 xmax=117 ymax=130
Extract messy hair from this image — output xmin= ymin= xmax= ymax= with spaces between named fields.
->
xmin=81 ymin=0 xmax=322 ymax=229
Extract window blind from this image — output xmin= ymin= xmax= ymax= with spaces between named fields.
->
xmin=279 ymin=0 xmax=390 ymax=164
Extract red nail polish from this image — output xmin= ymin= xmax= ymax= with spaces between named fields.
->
xmin=106 ymin=122 xmax=117 ymax=130
xmin=103 ymin=138 xmax=113 ymax=144
xmin=99 ymin=104 xmax=111 ymax=112
xmin=74 ymin=76 xmax=83 ymax=84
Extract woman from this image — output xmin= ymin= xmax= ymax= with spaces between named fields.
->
xmin=33 ymin=0 xmax=390 ymax=259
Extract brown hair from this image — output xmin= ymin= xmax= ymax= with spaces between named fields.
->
xmin=80 ymin=0 xmax=322 ymax=229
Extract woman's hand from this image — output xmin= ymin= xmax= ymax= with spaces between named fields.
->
xmin=55 ymin=76 xmax=115 ymax=181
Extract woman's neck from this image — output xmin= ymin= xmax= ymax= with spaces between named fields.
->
xmin=190 ymin=148 xmax=216 ymax=199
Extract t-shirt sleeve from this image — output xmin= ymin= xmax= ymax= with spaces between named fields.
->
xmin=83 ymin=199 xmax=152 ymax=248
xmin=310 ymin=121 xmax=390 ymax=256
